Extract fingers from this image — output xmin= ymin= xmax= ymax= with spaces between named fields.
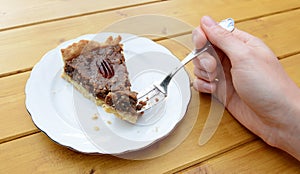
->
xmin=194 ymin=68 xmax=217 ymax=82
xmin=192 ymin=52 xmax=217 ymax=73
xmin=192 ymin=52 xmax=218 ymax=93
xmin=192 ymin=27 xmax=208 ymax=49
xmin=193 ymin=78 xmax=217 ymax=93
xmin=200 ymin=16 xmax=249 ymax=65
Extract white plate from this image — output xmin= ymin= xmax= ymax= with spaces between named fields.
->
xmin=25 ymin=33 xmax=191 ymax=154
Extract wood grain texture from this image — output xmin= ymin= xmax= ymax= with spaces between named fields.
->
xmin=237 ymin=10 xmax=300 ymax=59
xmin=3 ymin=0 xmax=299 ymax=31
xmin=0 ymin=0 xmax=162 ymax=30
xmin=0 ymin=72 xmax=38 ymax=143
xmin=281 ymin=54 xmax=300 ymax=86
xmin=0 ymin=100 xmax=255 ymax=174
xmin=179 ymin=140 xmax=300 ymax=174
xmin=1 ymin=0 xmax=300 ymax=76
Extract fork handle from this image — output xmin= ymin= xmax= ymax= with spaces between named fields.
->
xmin=157 ymin=42 xmax=211 ymax=93
xmin=168 ymin=41 xmax=211 ymax=79
xmin=157 ymin=18 xmax=235 ymax=93
xmin=168 ymin=18 xmax=235 ymax=79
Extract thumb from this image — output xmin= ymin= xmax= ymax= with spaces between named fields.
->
xmin=200 ymin=16 xmax=247 ymax=64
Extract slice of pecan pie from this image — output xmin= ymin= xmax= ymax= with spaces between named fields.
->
xmin=61 ymin=36 xmax=144 ymax=123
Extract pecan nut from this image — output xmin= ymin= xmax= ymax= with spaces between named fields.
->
xmin=96 ymin=59 xmax=114 ymax=78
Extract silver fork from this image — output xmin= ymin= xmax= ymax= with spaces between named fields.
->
xmin=137 ymin=18 xmax=235 ymax=113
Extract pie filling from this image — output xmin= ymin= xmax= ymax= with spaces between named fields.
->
xmin=60 ymin=36 xmax=144 ymax=123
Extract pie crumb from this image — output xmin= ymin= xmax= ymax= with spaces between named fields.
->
xmin=94 ymin=126 xmax=100 ymax=131
xmin=92 ymin=114 xmax=99 ymax=120
xmin=107 ymin=121 xmax=112 ymax=125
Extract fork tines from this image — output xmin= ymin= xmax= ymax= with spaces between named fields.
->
xmin=137 ymin=86 xmax=166 ymax=112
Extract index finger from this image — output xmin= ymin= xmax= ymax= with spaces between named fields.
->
xmin=192 ymin=26 xmax=208 ymax=49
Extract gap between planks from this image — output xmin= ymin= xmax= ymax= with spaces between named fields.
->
xmin=1 ymin=24 xmax=300 ymax=79
xmin=174 ymin=139 xmax=263 ymax=174
xmin=0 ymin=129 xmax=40 ymax=144
xmin=0 ymin=0 xmax=166 ymax=32
xmin=1 ymin=3 xmax=300 ymax=78
xmin=278 ymin=50 xmax=300 ymax=59
xmin=235 ymin=6 xmax=300 ymax=23
xmin=1 ymin=1 xmax=300 ymax=33
xmin=168 ymin=136 xmax=258 ymax=174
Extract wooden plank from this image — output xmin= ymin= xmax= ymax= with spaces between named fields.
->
xmin=0 ymin=72 xmax=38 ymax=143
xmin=0 ymin=99 xmax=255 ymax=174
xmin=158 ymin=8 xmax=300 ymax=61
xmin=280 ymin=54 xmax=300 ymax=86
xmin=237 ymin=11 xmax=300 ymax=59
xmin=1 ymin=0 xmax=300 ymax=76
xmin=3 ymin=0 xmax=298 ymax=31
xmin=179 ymin=140 xmax=300 ymax=173
xmin=0 ymin=0 xmax=162 ymax=31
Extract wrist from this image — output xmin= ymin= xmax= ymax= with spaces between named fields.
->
xmin=273 ymin=88 xmax=300 ymax=160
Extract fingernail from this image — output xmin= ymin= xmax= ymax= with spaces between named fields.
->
xmin=202 ymin=16 xmax=217 ymax=27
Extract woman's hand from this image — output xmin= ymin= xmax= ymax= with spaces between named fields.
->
xmin=192 ymin=16 xmax=300 ymax=160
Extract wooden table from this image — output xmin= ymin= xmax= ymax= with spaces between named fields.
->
xmin=1 ymin=0 xmax=300 ymax=173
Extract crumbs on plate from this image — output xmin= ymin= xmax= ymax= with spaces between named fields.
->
xmin=94 ymin=126 xmax=100 ymax=131
xmin=92 ymin=113 xmax=99 ymax=120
